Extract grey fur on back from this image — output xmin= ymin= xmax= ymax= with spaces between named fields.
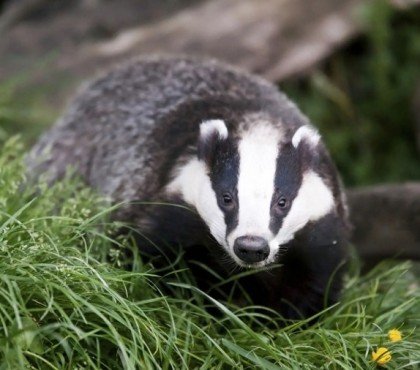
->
xmin=29 ymin=56 xmax=308 ymax=207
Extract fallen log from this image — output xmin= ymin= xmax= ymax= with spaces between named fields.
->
xmin=347 ymin=182 xmax=420 ymax=266
xmin=1 ymin=0 xmax=418 ymax=108
xmin=33 ymin=0 xmax=420 ymax=82
xmin=91 ymin=0 xmax=363 ymax=81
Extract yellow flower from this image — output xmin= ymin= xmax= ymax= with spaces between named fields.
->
xmin=388 ymin=329 xmax=402 ymax=342
xmin=372 ymin=347 xmax=392 ymax=366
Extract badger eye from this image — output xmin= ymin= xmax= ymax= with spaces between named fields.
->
xmin=277 ymin=197 xmax=287 ymax=208
xmin=222 ymin=193 xmax=233 ymax=205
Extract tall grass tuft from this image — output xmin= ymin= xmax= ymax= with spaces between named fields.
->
xmin=0 ymin=139 xmax=419 ymax=369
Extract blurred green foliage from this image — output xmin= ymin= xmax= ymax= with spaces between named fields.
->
xmin=0 ymin=76 xmax=56 ymax=146
xmin=283 ymin=1 xmax=420 ymax=186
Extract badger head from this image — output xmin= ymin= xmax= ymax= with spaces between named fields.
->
xmin=168 ymin=118 xmax=339 ymax=268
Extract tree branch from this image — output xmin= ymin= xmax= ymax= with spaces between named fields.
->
xmin=347 ymin=182 xmax=420 ymax=266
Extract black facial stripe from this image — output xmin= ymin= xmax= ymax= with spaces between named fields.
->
xmin=210 ymin=138 xmax=240 ymax=236
xmin=198 ymin=130 xmax=221 ymax=165
xmin=269 ymin=142 xmax=303 ymax=234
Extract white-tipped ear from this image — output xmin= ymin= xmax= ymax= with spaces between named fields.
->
xmin=292 ymin=125 xmax=321 ymax=148
xmin=198 ymin=119 xmax=229 ymax=165
xmin=200 ymin=119 xmax=228 ymax=141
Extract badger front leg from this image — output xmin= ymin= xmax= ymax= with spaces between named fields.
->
xmin=278 ymin=252 xmax=346 ymax=320
xmin=247 ymin=214 xmax=348 ymax=319
xmin=276 ymin=215 xmax=348 ymax=319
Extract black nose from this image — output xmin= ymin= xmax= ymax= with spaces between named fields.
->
xmin=233 ymin=236 xmax=270 ymax=263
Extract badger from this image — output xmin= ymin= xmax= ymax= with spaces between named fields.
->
xmin=29 ymin=56 xmax=350 ymax=319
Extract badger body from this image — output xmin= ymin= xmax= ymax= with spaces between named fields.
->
xmin=30 ymin=56 xmax=350 ymax=319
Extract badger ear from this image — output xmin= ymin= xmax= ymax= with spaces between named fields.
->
xmin=198 ymin=119 xmax=228 ymax=166
xmin=292 ymin=125 xmax=320 ymax=149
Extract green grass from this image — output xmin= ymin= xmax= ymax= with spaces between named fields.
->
xmin=0 ymin=140 xmax=419 ymax=369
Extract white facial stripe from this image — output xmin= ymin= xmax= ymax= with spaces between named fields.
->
xmin=228 ymin=124 xmax=282 ymax=246
xmin=166 ymin=158 xmax=227 ymax=246
xmin=267 ymin=170 xmax=334 ymax=262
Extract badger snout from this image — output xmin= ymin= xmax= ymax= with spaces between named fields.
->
xmin=233 ymin=235 xmax=270 ymax=264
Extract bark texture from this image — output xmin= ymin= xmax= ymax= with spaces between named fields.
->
xmin=0 ymin=0 xmax=371 ymax=108
xmin=347 ymin=183 xmax=420 ymax=266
